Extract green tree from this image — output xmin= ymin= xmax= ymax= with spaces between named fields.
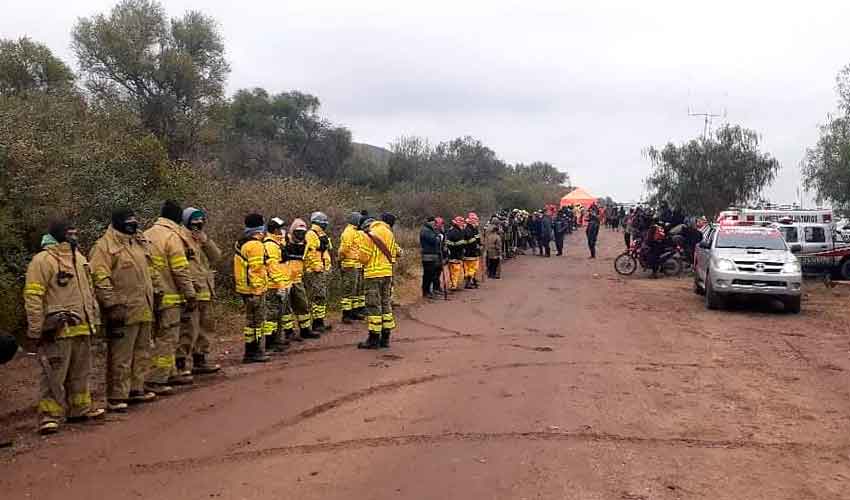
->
xmin=803 ymin=66 xmax=850 ymax=210
xmin=72 ymin=0 xmax=230 ymax=158
xmin=645 ymin=124 xmax=780 ymax=218
xmin=0 ymin=37 xmax=75 ymax=96
xmin=511 ymin=161 xmax=568 ymax=185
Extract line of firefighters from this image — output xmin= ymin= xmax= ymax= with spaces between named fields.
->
xmin=17 ymin=199 xmax=597 ymax=437
xmin=18 ymin=201 xmax=399 ymax=435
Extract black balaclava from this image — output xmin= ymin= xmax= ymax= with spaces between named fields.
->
xmin=161 ymin=200 xmax=183 ymax=224
xmin=111 ymin=208 xmax=138 ymax=235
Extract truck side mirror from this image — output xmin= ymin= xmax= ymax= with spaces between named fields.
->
xmin=789 ymin=244 xmax=802 ymax=253
xmin=699 ymin=241 xmax=711 ymax=250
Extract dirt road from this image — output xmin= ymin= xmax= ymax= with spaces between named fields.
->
xmin=3 ymin=230 xmax=850 ymax=499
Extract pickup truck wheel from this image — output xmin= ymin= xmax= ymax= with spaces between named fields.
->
xmin=705 ymin=273 xmax=723 ymax=310
xmin=784 ymin=296 xmax=801 ymax=314
xmin=839 ymin=258 xmax=850 ymax=281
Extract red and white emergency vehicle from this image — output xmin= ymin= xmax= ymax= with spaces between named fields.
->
xmin=715 ymin=208 xmax=850 ymax=278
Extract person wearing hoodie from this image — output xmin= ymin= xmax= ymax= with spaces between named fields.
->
xmin=282 ymin=219 xmax=319 ymax=340
xmin=339 ymin=212 xmax=365 ymax=323
xmin=144 ymin=200 xmax=197 ymax=391
xmin=176 ymin=208 xmax=222 ymax=374
xmin=463 ymin=212 xmax=482 ymax=288
xmin=89 ymin=208 xmax=158 ymax=412
xmin=262 ymin=217 xmax=291 ymax=353
xmin=24 ymin=219 xmax=106 ymax=434
xmin=304 ymin=212 xmax=333 ymax=333
xmin=445 ymin=217 xmax=467 ymax=291
xmin=419 ymin=216 xmax=442 ymax=299
xmin=357 ymin=216 xmax=397 ymax=349
xmin=234 ymin=213 xmax=270 ymax=363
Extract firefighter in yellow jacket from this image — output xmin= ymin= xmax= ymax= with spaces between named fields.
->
xmin=177 ymin=207 xmax=222 ymax=375
xmin=263 ymin=217 xmax=291 ymax=353
xmin=304 ymin=211 xmax=333 ymax=333
xmin=144 ymin=200 xmax=197 ymax=391
xmin=24 ymin=220 xmax=105 ymax=434
xmin=234 ymin=213 xmax=270 ymax=363
xmin=282 ymin=218 xmax=319 ymax=340
xmin=356 ymin=215 xmax=397 ymax=350
xmin=338 ymin=212 xmax=365 ymax=323
xmin=89 ymin=208 xmax=158 ymax=412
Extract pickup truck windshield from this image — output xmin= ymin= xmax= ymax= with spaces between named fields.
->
xmin=715 ymin=230 xmax=786 ymax=250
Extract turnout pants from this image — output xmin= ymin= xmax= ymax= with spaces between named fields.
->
xmin=448 ymin=260 xmax=463 ymax=289
xmin=242 ymin=294 xmax=266 ymax=345
xmin=107 ymin=322 xmax=152 ymax=401
xmin=365 ymin=276 xmax=395 ymax=334
xmin=150 ymin=307 xmax=181 ymax=384
xmin=287 ymin=282 xmax=312 ymax=331
xmin=194 ymin=300 xmax=214 ymax=355
xmin=303 ymin=271 xmax=329 ymax=321
xmin=340 ymin=267 xmax=362 ymax=312
xmin=38 ymin=336 xmax=93 ymax=424
xmin=264 ymin=290 xmax=286 ymax=337
xmin=463 ymin=258 xmax=479 ymax=279
xmin=421 ymin=260 xmax=441 ymax=295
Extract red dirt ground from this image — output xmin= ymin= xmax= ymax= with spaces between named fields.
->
xmin=2 ymin=230 xmax=849 ymax=499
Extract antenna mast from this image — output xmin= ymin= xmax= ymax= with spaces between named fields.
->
xmin=688 ymin=108 xmax=722 ymax=139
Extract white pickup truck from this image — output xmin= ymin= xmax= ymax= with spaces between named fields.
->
xmin=773 ymin=221 xmax=850 ymax=279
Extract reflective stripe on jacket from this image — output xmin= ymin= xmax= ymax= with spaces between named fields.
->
xmin=144 ymin=218 xmax=196 ymax=309
xmin=88 ymin=226 xmax=156 ymax=324
xmin=24 ymin=242 xmax=100 ymax=339
xmin=234 ymin=235 xmax=267 ymax=296
xmin=263 ymin=234 xmax=291 ymax=290
xmin=338 ymin=224 xmax=363 ymax=269
xmin=304 ymin=224 xmax=333 ymax=273
xmin=358 ymin=220 xmax=395 ymax=279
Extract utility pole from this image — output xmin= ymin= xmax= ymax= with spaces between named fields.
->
xmin=688 ymin=108 xmax=722 ymax=139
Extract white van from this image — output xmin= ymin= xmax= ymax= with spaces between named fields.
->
xmin=774 ymin=221 xmax=850 ymax=278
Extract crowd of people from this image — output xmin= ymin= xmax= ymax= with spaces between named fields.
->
xmin=9 ymin=198 xmax=628 ymax=437
xmin=618 ymin=203 xmax=705 ymax=277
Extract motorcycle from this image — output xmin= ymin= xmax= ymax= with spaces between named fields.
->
xmin=614 ymin=239 xmax=682 ymax=277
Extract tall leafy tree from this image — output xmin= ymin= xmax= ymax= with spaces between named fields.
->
xmin=0 ymin=37 xmax=74 ymax=96
xmin=803 ymin=65 xmax=850 ymax=210
xmin=72 ymin=0 xmax=230 ymax=158
xmin=645 ymin=124 xmax=780 ymax=218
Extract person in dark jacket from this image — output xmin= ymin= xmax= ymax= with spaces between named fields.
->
xmin=553 ymin=210 xmax=569 ymax=256
xmin=539 ymin=212 xmax=553 ymax=257
xmin=445 ymin=217 xmax=467 ymax=291
xmin=420 ymin=217 xmax=442 ymax=299
xmin=463 ymin=212 xmax=482 ymax=289
xmin=586 ymin=204 xmax=601 ymax=258
xmin=528 ymin=212 xmax=542 ymax=255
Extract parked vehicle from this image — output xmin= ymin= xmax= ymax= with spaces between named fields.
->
xmin=773 ymin=221 xmax=850 ymax=279
xmin=694 ymin=225 xmax=802 ymax=313
xmin=614 ymin=239 xmax=682 ymax=277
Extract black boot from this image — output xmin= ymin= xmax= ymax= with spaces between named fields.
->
xmin=472 ymin=278 xmax=480 ymax=289
xmin=284 ymin=329 xmax=296 ymax=341
xmin=192 ymin=353 xmax=221 ymax=374
xmin=379 ymin=329 xmax=391 ymax=349
xmin=352 ymin=307 xmax=366 ymax=320
xmin=358 ymin=333 xmax=380 ymax=349
xmin=266 ymin=332 xmax=288 ymax=353
xmin=300 ymin=326 xmax=321 ymax=340
xmin=464 ymin=277 xmax=474 ymax=289
xmin=342 ymin=310 xmax=354 ymax=324
xmin=243 ymin=341 xmax=271 ymax=363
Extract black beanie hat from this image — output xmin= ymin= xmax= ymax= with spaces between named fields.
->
xmin=245 ymin=213 xmax=264 ymax=228
xmin=380 ymin=212 xmax=397 ymax=228
xmin=161 ymin=200 xmax=182 ymax=223
xmin=111 ymin=208 xmax=136 ymax=229
xmin=47 ymin=219 xmax=73 ymax=243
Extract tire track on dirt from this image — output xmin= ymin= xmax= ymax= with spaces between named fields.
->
xmin=133 ymin=430 xmax=849 ymax=474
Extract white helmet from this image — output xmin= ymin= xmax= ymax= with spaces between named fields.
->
xmin=310 ymin=211 xmax=329 ymax=228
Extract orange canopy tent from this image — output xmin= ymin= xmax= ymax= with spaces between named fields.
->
xmin=559 ymin=187 xmax=597 ymax=209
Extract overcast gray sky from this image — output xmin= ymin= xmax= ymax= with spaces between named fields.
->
xmin=3 ymin=0 xmax=848 ymax=203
